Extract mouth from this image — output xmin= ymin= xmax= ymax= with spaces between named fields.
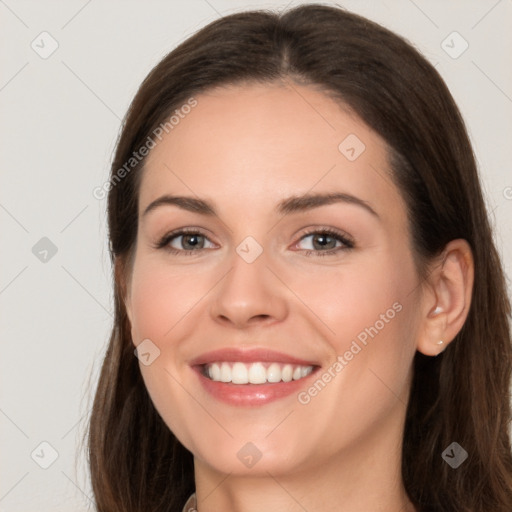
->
xmin=189 ymin=347 xmax=321 ymax=406
xmin=192 ymin=362 xmax=322 ymax=406
xmin=200 ymin=361 xmax=315 ymax=384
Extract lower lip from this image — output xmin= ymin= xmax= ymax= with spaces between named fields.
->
xmin=193 ymin=366 xmax=319 ymax=406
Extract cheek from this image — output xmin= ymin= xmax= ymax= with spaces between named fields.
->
xmin=290 ymin=250 xmax=417 ymax=412
xmin=128 ymin=259 xmax=207 ymax=344
xmin=289 ymin=250 xmax=414 ymax=350
xmin=290 ymin=305 xmax=415 ymax=457
xmin=127 ymin=259 xmax=210 ymax=451
xmin=128 ymin=269 xmax=170 ymax=344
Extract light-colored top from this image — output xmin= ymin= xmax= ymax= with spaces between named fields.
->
xmin=182 ymin=492 xmax=197 ymax=512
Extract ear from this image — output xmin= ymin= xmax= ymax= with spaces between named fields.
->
xmin=416 ymin=239 xmax=474 ymax=356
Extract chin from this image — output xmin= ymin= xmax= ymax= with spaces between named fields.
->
xmin=197 ymin=450 xmax=302 ymax=477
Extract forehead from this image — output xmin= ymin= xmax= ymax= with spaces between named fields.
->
xmin=139 ymin=82 xmax=405 ymax=225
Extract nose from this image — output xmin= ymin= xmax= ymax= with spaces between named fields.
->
xmin=209 ymin=247 xmax=288 ymax=329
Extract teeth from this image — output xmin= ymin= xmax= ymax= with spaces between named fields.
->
xmin=210 ymin=364 xmax=220 ymax=381
xmin=204 ymin=361 xmax=314 ymax=384
xmin=232 ymin=362 xmax=248 ymax=384
xmin=220 ymin=362 xmax=231 ymax=383
xmin=267 ymin=362 xmax=282 ymax=383
xmin=248 ymin=362 xmax=267 ymax=384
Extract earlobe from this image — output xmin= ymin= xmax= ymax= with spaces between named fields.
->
xmin=416 ymin=239 xmax=474 ymax=357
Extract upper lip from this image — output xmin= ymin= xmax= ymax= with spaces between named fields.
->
xmin=189 ymin=348 xmax=320 ymax=367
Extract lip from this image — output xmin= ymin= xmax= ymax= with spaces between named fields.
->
xmin=189 ymin=347 xmax=319 ymax=367
xmin=190 ymin=347 xmax=321 ymax=407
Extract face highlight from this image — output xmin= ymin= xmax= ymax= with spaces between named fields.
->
xmin=124 ymin=82 xmax=422 ymax=478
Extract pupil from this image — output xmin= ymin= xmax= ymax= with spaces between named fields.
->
xmin=313 ymin=234 xmax=335 ymax=250
xmin=183 ymin=235 xmax=202 ymax=250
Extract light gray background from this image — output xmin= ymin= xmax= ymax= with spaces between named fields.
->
xmin=1 ymin=1 xmax=511 ymax=510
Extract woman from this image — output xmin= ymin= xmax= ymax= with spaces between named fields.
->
xmin=87 ymin=4 xmax=512 ymax=511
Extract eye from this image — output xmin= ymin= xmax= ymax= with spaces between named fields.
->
xmin=154 ymin=227 xmax=354 ymax=257
xmin=294 ymin=228 xmax=354 ymax=257
xmin=155 ymin=228 xmax=216 ymax=254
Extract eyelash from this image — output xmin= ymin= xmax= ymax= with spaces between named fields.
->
xmin=154 ymin=226 xmax=355 ymax=257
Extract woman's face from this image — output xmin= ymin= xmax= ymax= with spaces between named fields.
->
xmin=124 ymin=82 xmax=424 ymax=476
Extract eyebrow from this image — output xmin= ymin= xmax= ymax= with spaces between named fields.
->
xmin=142 ymin=192 xmax=379 ymax=218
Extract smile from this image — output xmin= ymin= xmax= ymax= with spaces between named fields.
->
xmin=203 ymin=361 xmax=315 ymax=384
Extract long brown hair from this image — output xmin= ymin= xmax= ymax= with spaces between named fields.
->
xmin=86 ymin=4 xmax=512 ymax=511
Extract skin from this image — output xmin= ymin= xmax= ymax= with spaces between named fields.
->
xmin=122 ymin=81 xmax=474 ymax=512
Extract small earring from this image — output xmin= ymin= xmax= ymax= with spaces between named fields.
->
xmin=436 ymin=340 xmax=444 ymax=345
xmin=433 ymin=306 xmax=443 ymax=315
